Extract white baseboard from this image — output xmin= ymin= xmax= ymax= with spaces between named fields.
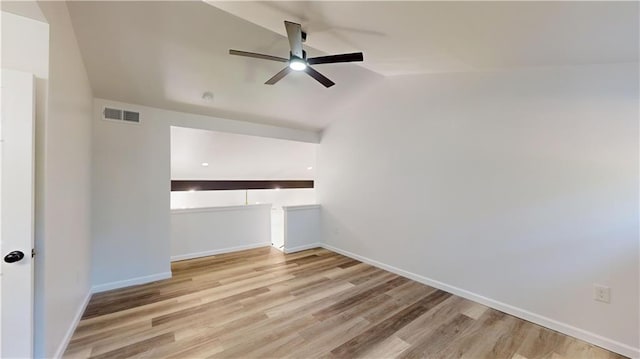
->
xmin=53 ymin=289 xmax=92 ymax=359
xmin=321 ymin=243 xmax=639 ymax=359
xmin=284 ymin=243 xmax=321 ymax=254
xmin=91 ymin=272 xmax=172 ymax=293
xmin=170 ymin=242 xmax=271 ymax=262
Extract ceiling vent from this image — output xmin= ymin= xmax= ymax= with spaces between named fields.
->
xmin=103 ymin=107 xmax=140 ymax=124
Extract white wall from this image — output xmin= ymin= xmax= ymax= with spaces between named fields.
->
xmin=317 ymin=63 xmax=639 ymax=356
xmin=92 ymin=98 xmax=319 ymax=290
xmin=271 ymin=208 xmax=284 ymax=250
xmin=2 ymin=3 xmax=94 ymax=357
xmin=250 ymin=189 xmax=316 ymax=209
xmin=283 ymin=205 xmax=321 ymax=253
xmin=171 ymin=190 xmax=247 ymax=208
xmin=171 ymin=188 xmax=316 ymax=209
xmin=170 ymin=204 xmax=271 ymax=261
xmin=1 ymin=12 xmax=48 ymax=77
xmin=37 ymin=2 xmax=94 ymax=357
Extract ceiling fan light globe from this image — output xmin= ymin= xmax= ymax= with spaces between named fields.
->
xmin=289 ymin=60 xmax=307 ymax=71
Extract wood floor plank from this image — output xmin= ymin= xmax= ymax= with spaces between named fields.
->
xmin=330 ymin=290 xmax=453 ymax=357
xmin=355 ymin=335 xmax=411 ymax=359
xmin=394 ymin=295 xmax=467 ymax=344
xmin=63 ymin=246 xmax=628 ymax=359
xmin=89 ymin=332 xmax=175 ymax=359
xmin=151 ymin=287 xmax=269 ymax=327
xmin=72 ymin=297 xmax=200 ymax=342
xmin=212 ymin=315 xmax=318 ymax=358
xmin=443 ymin=310 xmax=527 ymax=359
xmin=397 ymin=313 xmax=475 ymax=359
xmin=516 ymin=324 xmax=570 ymax=359
xmin=289 ymin=317 xmax=371 ymax=359
xmin=313 ymin=276 xmax=408 ymax=321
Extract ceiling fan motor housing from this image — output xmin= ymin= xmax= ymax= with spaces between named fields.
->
xmin=291 ymin=50 xmax=307 ymax=61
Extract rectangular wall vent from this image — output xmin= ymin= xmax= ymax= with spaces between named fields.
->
xmin=103 ymin=107 xmax=122 ymax=120
xmin=123 ymin=110 xmax=140 ymax=123
xmin=103 ymin=107 xmax=140 ymax=124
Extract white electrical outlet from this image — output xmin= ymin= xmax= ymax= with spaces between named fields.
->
xmin=593 ymin=284 xmax=611 ymax=303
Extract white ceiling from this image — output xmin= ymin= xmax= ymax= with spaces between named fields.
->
xmin=1 ymin=1 xmax=47 ymax=22
xmin=171 ymin=126 xmax=316 ymax=180
xmin=67 ymin=1 xmax=379 ymax=131
xmin=68 ymin=1 xmax=638 ymax=130
xmin=210 ymin=1 xmax=639 ymax=76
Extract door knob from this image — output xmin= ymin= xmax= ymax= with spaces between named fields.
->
xmin=4 ymin=250 xmax=25 ymax=263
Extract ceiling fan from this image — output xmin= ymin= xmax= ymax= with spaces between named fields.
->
xmin=229 ymin=21 xmax=364 ymax=88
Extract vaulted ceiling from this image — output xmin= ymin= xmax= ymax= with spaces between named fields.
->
xmin=67 ymin=1 xmax=638 ymax=131
xmin=210 ymin=1 xmax=639 ymax=76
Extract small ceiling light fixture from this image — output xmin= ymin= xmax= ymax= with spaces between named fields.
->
xmin=201 ymin=162 xmax=209 ymax=167
xmin=189 ymin=189 xmax=196 ymax=192
xmin=307 ymin=166 xmax=313 ymax=170
xmin=202 ymin=91 xmax=214 ymax=102
xmin=289 ymin=58 xmax=307 ymax=71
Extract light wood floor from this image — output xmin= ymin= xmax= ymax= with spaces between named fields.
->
xmin=64 ymin=247 xmax=626 ymax=359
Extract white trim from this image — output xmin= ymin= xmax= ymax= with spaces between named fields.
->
xmin=53 ymin=290 xmax=91 ymax=359
xmin=321 ymin=243 xmax=640 ymax=359
xmin=282 ymin=204 xmax=320 ymax=211
xmin=91 ymin=272 xmax=172 ymax=293
xmin=171 ymin=203 xmax=272 ymax=214
xmin=284 ymin=243 xmax=321 ymax=254
xmin=171 ymin=242 xmax=271 ymax=262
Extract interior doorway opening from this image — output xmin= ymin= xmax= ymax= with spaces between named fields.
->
xmin=169 ymin=126 xmax=317 ymax=260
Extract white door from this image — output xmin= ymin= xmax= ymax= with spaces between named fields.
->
xmin=0 ymin=69 xmax=36 ymax=358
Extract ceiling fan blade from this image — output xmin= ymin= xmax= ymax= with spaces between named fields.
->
xmin=284 ymin=21 xmax=304 ymax=58
xmin=304 ymin=66 xmax=335 ymax=88
xmin=229 ymin=49 xmax=288 ymax=63
xmin=265 ymin=67 xmax=293 ymax=85
xmin=307 ymin=52 xmax=364 ymax=65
